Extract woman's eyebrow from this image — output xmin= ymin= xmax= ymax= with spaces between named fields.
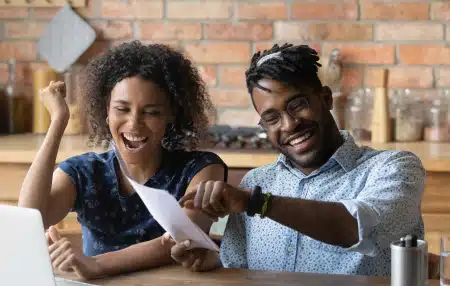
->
xmin=112 ymin=100 xmax=164 ymax=107
xmin=143 ymin=103 xmax=165 ymax=108
xmin=112 ymin=100 xmax=129 ymax=105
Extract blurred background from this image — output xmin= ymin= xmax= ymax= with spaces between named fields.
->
xmin=0 ymin=0 xmax=448 ymax=146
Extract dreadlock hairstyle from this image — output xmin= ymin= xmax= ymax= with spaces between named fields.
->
xmin=245 ymin=43 xmax=322 ymax=96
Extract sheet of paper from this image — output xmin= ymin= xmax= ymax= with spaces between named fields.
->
xmin=127 ymin=179 xmax=219 ymax=252
xmin=111 ymin=142 xmax=219 ymax=252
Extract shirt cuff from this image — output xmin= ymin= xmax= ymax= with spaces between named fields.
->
xmin=340 ymin=199 xmax=380 ymax=257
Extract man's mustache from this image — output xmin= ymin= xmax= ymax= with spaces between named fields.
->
xmin=279 ymin=120 xmax=318 ymax=144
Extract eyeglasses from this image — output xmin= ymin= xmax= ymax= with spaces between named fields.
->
xmin=258 ymin=96 xmax=310 ymax=132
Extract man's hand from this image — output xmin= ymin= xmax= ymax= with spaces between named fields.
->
xmin=46 ymin=226 xmax=103 ymax=280
xmin=162 ymin=233 xmax=220 ymax=272
xmin=179 ymin=181 xmax=251 ymax=218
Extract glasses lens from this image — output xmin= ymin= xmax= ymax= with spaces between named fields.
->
xmin=287 ymin=97 xmax=309 ymax=118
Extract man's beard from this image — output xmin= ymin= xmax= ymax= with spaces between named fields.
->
xmin=277 ymin=113 xmax=338 ymax=170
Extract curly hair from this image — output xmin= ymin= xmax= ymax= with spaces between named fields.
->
xmin=80 ymin=40 xmax=213 ymax=151
xmin=245 ymin=43 xmax=322 ymax=96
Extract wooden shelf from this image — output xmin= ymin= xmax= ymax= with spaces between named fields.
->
xmin=2 ymin=134 xmax=450 ymax=172
xmin=0 ymin=0 xmax=85 ymax=7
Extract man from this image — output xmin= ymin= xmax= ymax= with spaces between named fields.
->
xmin=167 ymin=43 xmax=425 ymax=276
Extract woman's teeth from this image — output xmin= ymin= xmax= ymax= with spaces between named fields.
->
xmin=289 ymin=132 xmax=313 ymax=146
xmin=122 ymin=133 xmax=148 ymax=151
xmin=123 ymin=133 xmax=147 ymax=142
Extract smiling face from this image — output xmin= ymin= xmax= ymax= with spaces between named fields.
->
xmin=252 ymin=78 xmax=337 ymax=173
xmin=107 ymin=76 xmax=171 ymax=165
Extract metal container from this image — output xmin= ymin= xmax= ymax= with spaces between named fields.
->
xmin=391 ymin=237 xmax=428 ymax=286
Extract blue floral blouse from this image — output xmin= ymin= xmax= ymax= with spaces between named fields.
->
xmin=58 ymin=149 xmax=227 ymax=256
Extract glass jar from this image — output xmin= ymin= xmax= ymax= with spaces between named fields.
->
xmin=331 ymin=91 xmax=346 ymax=130
xmin=445 ymin=89 xmax=450 ymax=136
xmin=63 ymin=67 xmax=82 ymax=135
xmin=363 ymin=88 xmax=374 ymax=133
xmin=424 ymin=95 xmax=450 ymax=142
xmin=346 ymin=88 xmax=372 ymax=141
xmin=394 ymin=89 xmax=424 ymax=142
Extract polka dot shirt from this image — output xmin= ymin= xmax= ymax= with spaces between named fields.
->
xmin=220 ymin=131 xmax=425 ymax=276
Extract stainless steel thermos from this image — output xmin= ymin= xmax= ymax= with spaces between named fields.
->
xmin=391 ymin=234 xmax=428 ymax=286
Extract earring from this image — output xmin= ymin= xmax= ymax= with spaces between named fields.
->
xmin=166 ymin=123 xmax=175 ymax=133
xmin=161 ymin=123 xmax=176 ymax=150
xmin=106 ymin=117 xmax=109 ymax=124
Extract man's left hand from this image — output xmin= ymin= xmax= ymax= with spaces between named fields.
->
xmin=179 ymin=181 xmax=250 ymax=218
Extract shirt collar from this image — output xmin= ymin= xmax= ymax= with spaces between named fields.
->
xmin=276 ymin=130 xmax=361 ymax=174
xmin=330 ymin=131 xmax=361 ymax=172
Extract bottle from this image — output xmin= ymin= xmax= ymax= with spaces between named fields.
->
xmin=0 ymin=87 xmax=8 ymax=134
xmin=5 ymin=59 xmax=28 ymax=134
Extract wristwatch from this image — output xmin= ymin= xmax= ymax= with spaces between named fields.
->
xmin=246 ymin=186 xmax=263 ymax=216
xmin=246 ymin=186 xmax=272 ymax=217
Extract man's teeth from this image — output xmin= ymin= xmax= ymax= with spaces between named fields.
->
xmin=123 ymin=133 xmax=147 ymax=142
xmin=289 ymin=132 xmax=312 ymax=146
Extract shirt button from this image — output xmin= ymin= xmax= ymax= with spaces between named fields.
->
xmin=287 ymin=247 xmax=293 ymax=252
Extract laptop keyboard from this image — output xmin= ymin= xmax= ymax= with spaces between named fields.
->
xmin=55 ymin=277 xmax=98 ymax=286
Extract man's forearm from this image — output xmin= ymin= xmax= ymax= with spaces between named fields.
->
xmin=265 ymin=196 xmax=358 ymax=247
xmin=94 ymin=237 xmax=173 ymax=277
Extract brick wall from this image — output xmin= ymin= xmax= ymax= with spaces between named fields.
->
xmin=0 ymin=0 xmax=449 ymax=127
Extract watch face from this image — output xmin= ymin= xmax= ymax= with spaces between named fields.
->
xmin=246 ymin=186 xmax=263 ymax=217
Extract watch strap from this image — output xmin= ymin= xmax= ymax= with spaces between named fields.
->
xmin=246 ymin=186 xmax=264 ymax=216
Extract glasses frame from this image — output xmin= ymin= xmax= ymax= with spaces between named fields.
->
xmin=258 ymin=96 xmax=310 ymax=132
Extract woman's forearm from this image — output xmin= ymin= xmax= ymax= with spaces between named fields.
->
xmin=94 ymin=237 xmax=173 ymax=277
xmin=18 ymin=117 xmax=68 ymax=223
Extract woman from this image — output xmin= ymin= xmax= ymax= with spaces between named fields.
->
xmin=18 ymin=41 xmax=227 ymax=280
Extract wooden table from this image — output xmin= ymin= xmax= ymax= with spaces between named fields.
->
xmin=58 ymin=266 xmax=440 ymax=286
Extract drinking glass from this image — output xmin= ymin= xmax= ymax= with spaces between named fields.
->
xmin=441 ymin=236 xmax=450 ymax=286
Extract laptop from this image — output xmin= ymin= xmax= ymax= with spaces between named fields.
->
xmin=0 ymin=204 xmax=97 ymax=286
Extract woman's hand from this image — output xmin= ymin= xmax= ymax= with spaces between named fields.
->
xmin=46 ymin=226 xmax=103 ymax=280
xmin=39 ymin=81 xmax=69 ymax=123
xmin=162 ymin=233 xmax=220 ymax=272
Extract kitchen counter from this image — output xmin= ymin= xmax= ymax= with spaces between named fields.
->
xmin=1 ymin=134 xmax=450 ymax=172
xmin=1 ymin=133 xmax=450 ymax=255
